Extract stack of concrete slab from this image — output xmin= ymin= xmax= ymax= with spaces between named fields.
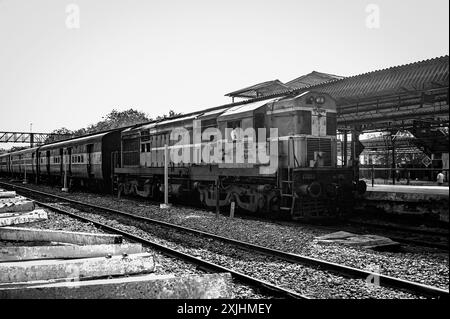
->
xmin=0 ymin=227 xmax=232 ymax=298
xmin=0 ymin=189 xmax=48 ymax=226
xmin=0 ymin=272 xmax=233 ymax=299
xmin=0 ymin=190 xmax=232 ymax=298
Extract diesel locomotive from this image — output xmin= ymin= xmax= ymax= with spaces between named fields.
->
xmin=0 ymin=91 xmax=366 ymax=219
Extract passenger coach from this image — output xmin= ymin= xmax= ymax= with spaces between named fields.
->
xmin=37 ymin=131 xmax=121 ymax=190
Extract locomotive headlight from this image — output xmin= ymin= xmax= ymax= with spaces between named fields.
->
xmin=315 ymin=96 xmax=325 ymax=104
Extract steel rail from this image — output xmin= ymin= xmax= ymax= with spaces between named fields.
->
xmin=33 ymin=200 xmax=306 ymax=299
xmin=1 ymin=181 xmax=448 ymax=299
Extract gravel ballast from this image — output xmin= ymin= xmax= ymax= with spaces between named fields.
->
xmin=51 ymin=202 xmax=424 ymax=299
xmin=2 ymin=181 xmax=448 ymax=292
xmin=0 ymin=198 xmax=269 ymax=298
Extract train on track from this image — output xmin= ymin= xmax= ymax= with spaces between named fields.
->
xmin=0 ymin=91 xmax=366 ymax=219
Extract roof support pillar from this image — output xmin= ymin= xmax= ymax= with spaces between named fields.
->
xmin=342 ymin=130 xmax=348 ymax=167
xmin=351 ymin=129 xmax=360 ymax=182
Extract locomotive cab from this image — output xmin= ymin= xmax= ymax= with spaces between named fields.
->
xmin=267 ymin=91 xmax=337 ymax=169
xmin=268 ymin=91 xmax=357 ymax=218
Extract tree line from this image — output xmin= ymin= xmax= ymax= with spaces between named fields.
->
xmin=45 ymin=108 xmax=181 ymax=143
xmin=0 ymin=108 xmax=181 ymax=153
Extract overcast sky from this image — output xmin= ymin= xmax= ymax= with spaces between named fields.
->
xmin=0 ymin=0 xmax=449 ymax=148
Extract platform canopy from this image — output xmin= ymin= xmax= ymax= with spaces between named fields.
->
xmin=225 ymin=80 xmax=290 ymax=99
xmin=285 ymin=71 xmax=344 ymax=90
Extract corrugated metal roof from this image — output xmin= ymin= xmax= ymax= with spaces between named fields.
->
xmin=310 ymin=56 xmax=449 ymax=102
xmin=286 ymin=71 xmax=344 ymax=89
xmin=225 ymin=80 xmax=290 ymax=98
xmin=226 ymin=56 xmax=449 ymax=105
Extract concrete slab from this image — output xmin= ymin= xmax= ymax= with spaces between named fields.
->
xmin=0 ymin=192 xmax=16 ymax=199
xmin=0 ymin=243 xmax=143 ymax=261
xmin=0 ymin=209 xmax=48 ymax=227
xmin=0 ymin=227 xmax=123 ymax=245
xmin=0 ymin=196 xmax=29 ymax=204
xmin=0 ymin=212 xmax=23 ymax=218
xmin=315 ymin=231 xmax=400 ymax=249
xmin=0 ymin=273 xmax=233 ymax=299
xmin=0 ymin=201 xmax=35 ymax=214
xmin=0 ymin=252 xmax=155 ymax=283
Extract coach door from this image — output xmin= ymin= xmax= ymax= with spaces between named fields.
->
xmin=67 ymin=147 xmax=72 ymax=174
xmin=35 ymin=152 xmax=39 ymax=182
xmin=31 ymin=152 xmax=35 ymax=175
xmin=46 ymin=151 xmax=50 ymax=175
xmin=87 ymin=144 xmax=94 ymax=177
xmin=59 ymin=149 xmax=64 ymax=175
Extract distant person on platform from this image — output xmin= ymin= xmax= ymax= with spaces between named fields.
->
xmin=436 ymin=171 xmax=445 ymax=186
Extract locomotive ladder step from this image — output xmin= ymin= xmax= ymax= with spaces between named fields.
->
xmin=281 ymin=193 xmax=294 ymax=197
xmin=280 ymin=207 xmax=292 ymax=211
xmin=281 ymin=180 xmax=294 ymax=184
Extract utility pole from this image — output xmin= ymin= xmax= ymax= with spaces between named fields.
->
xmin=30 ymin=123 xmax=33 ymax=148
xmin=391 ymin=131 xmax=396 ymax=185
xmin=160 ymin=144 xmax=171 ymax=209
xmin=62 ymin=149 xmax=69 ymax=192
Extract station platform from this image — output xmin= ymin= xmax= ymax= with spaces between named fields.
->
xmin=358 ymin=184 xmax=449 ymax=224
xmin=366 ymin=185 xmax=449 ymax=197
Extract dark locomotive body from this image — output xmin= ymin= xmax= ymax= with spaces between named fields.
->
xmin=113 ymin=91 xmax=365 ymax=219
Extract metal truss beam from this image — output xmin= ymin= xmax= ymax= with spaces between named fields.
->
xmin=335 ymin=86 xmax=449 ymax=131
xmin=0 ymin=132 xmax=72 ymax=146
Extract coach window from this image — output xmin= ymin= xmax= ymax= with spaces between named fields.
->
xmin=146 ymin=143 xmax=151 ymax=152
xmin=141 ymin=144 xmax=146 ymax=153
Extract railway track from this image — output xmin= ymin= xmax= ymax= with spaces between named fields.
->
xmin=1 ymin=181 xmax=448 ymax=299
xmin=0 ymin=182 xmax=304 ymax=299
xmin=3 ymin=179 xmax=447 ymax=250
